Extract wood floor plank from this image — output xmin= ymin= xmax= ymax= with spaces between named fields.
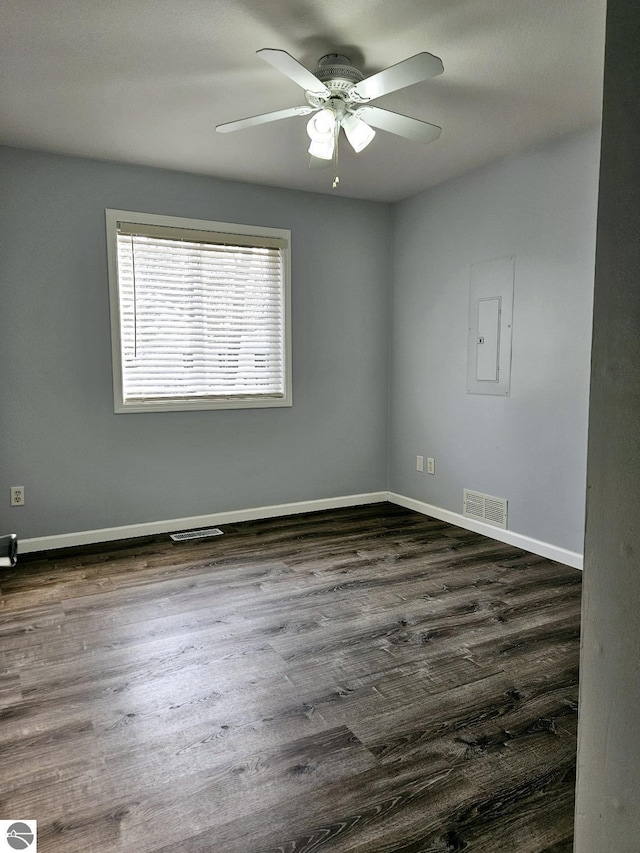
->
xmin=0 ymin=670 xmax=22 ymax=709
xmin=1 ymin=503 xmax=581 ymax=852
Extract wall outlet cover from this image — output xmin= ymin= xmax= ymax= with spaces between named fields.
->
xmin=10 ymin=486 xmax=25 ymax=506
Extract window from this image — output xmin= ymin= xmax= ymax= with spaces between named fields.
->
xmin=106 ymin=210 xmax=291 ymax=412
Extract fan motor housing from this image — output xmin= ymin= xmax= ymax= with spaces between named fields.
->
xmin=315 ymin=54 xmax=364 ymax=94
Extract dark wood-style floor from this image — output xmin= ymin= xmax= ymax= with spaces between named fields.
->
xmin=0 ymin=503 xmax=581 ymax=852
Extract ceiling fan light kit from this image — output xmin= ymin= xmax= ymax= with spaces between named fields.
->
xmin=216 ymin=48 xmax=444 ymax=188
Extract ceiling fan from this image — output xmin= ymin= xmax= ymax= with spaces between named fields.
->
xmin=216 ymin=49 xmax=444 ymax=186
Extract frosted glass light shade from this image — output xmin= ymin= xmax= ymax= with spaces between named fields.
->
xmin=306 ymin=109 xmax=335 ymax=142
xmin=307 ymin=108 xmax=336 ymax=160
xmin=308 ymin=137 xmax=334 ymax=160
xmin=342 ymin=114 xmax=375 ymax=153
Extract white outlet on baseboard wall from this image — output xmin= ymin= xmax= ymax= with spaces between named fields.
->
xmin=427 ymin=457 xmax=435 ymax=475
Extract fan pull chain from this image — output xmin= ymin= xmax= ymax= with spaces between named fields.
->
xmin=332 ymin=123 xmax=340 ymax=188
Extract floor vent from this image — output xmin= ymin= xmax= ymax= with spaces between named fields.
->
xmin=463 ymin=490 xmax=508 ymax=529
xmin=170 ymin=527 xmax=224 ymax=542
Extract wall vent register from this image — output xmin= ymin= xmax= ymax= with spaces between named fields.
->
xmin=170 ymin=528 xmax=224 ymax=542
xmin=463 ymin=490 xmax=508 ymax=529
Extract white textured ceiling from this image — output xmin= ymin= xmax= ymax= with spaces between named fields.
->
xmin=0 ymin=0 xmax=606 ymax=202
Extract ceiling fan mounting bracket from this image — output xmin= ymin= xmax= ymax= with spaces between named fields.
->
xmin=305 ymin=92 xmax=324 ymax=109
xmin=318 ymin=54 xmax=352 ymax=67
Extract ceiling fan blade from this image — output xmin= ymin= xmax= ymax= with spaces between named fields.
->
xmin=257 ymin=49 xmax=330 ymax=96
xmin=216 ymin=105 xmax=314 ymax=133
xmin=356 ymin=106 xmax=441 ymax=144
xmin=351 ymin=52 xmax=443 ymax=102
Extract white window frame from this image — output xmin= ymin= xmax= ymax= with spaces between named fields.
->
xmin=106 ymin=209 xmax=292 ymax=413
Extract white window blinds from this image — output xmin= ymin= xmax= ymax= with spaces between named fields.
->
xmin=107 ymin=211 xmax=291 ymax=412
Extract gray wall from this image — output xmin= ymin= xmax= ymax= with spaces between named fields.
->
xmin=388 ymin=128 xmax=600 ymax=554
xmin=1 ymin=130 xmax=601 ymax=555
xmin=0 ymin=147 xmax=392 ymax=538
xmin=575 ymin=1 xmax=640 ymax=848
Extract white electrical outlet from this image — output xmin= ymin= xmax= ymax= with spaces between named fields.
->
xmin=427 ymin=458 xmax=435 ymax=475
xmin=10 ymin=486 xmax=25 ymax=506
xmin=416 ymin=455 xmax=424 ymax=472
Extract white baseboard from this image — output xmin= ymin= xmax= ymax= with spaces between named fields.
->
xmin=19 ymin=490 xmax=583 ymax=570
xmin=19 ymin=492 xmax=389 ymax=554
xmin=388 ymin=492 xmax=583 ymax=570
